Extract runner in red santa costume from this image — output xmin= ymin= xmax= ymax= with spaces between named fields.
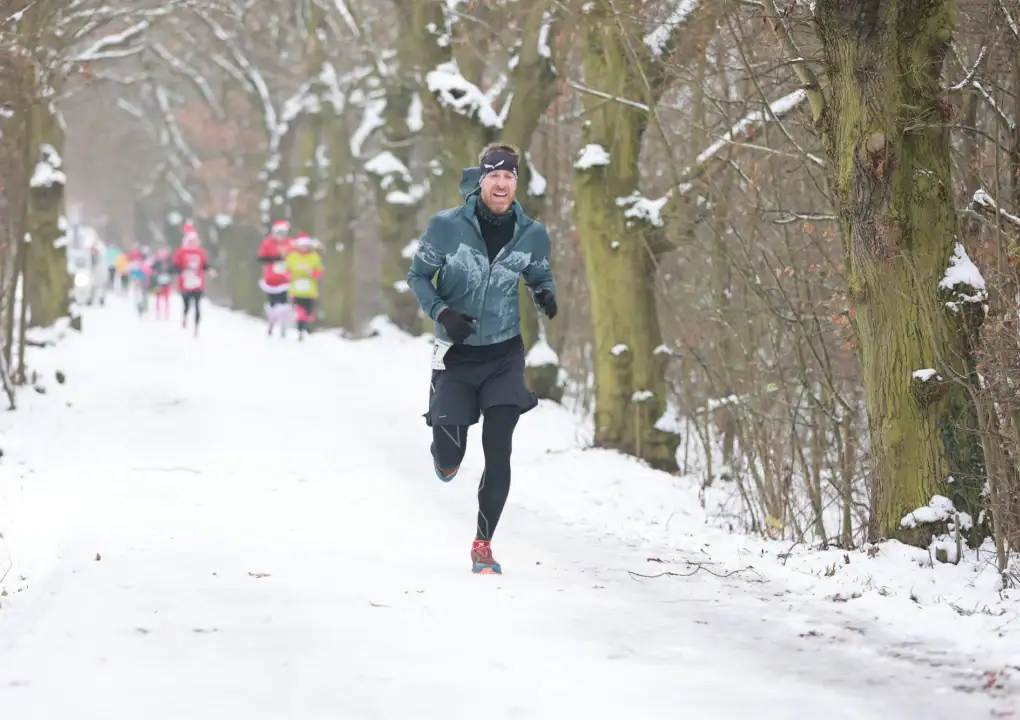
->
xmin=171 ymin=223 xmax=210 ymax=336
xmin=257 ymin=219 xmax=293 ymax=337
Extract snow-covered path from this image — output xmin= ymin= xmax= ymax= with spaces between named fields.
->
xmin=0 ymin=299 xmax=1011 ymax=718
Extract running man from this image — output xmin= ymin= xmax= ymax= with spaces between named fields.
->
xmin=406 ymin=142 xmax=557 ymax=574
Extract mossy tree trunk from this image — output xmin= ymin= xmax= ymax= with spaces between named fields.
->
xmin=288 ymin=0 xmax=326 ymax=239
xmin=320 ymin=109 xmax=357 ymax=330
xmin=411 ymin=0 xmax=496 ymax=211
xmin=571 ymin=1 xmax=694 ymax=470
xmin=501 ymin=0 xmax=563 ymax=401
xmin=287 ymin=105 xmax=321 ymax=238
xmin=365 ymin=5 xmax=426 ymax=334
xmin=24 ymin=101 xmax=70 ymax=328
xmin=815 ymin=0 xmax=985 ymax=542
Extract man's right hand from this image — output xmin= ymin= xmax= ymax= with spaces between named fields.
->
xmin=437 ymin=308 xmax=476 ymax=343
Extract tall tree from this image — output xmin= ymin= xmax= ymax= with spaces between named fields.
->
xmin=809 ymin=0 xmax=986 ymax=540
xmin=571 ymin=0 xmax=725 ymax=470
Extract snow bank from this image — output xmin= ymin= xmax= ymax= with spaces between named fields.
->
xmin=4 ymin=299 xmax=1019 ymax=699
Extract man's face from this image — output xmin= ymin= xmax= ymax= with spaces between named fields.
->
xmin=480 ymin=169 xmax=516 ymax=214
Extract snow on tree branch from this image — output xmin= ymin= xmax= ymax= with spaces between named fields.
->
xmin=115 ymin=97 xmax=145 ymax=119
xmin=165 ymin=169 xmax=195 ymax=206
xmin=209 ymin=54 xmax=248 ymax=87
xmin=72 ymin=19 xmax=151 ymax=63
xmin=614 ymin=88 xmax=808 ymax=233
xmin=150 ymin=41 xmax=225 ymax=120
xmin=30 ymin=144 xmax=66 ymax=189
xmin=155 ymin=86 xmax=202 ymax=170
xmin=426 ymin=60 xmax=503 ymax=128
xmin=972 ymin=188 xmax=1020 ymax=231
xmin=330 ymin=0 xmax=362 ymax=38
xmin=692 ymin=89 xmax=807 ymax=167
xmin=568 ymin=81 xmax=650 ymax=113
xmin=948 ymin=44 xmax=987 ymax=92
xmin=351 ymin=94 xmax=386 ymax=157
xmin=999 ymin=0 xmax=1020 ymax=42
xmin=643 ymin=0 xmax=699 ymax=58
xmin=194 ymin=9 xmax=278 ymax=149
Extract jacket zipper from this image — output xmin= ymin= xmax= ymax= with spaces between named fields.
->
xmin=469 ymin=205 xmax=524 ymax=341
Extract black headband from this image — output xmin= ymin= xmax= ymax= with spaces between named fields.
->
xmin=480 ymin=150 xmax=518 ymax=178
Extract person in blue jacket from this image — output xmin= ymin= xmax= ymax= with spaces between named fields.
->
xmin=407 ymin=142 xmax=557 ymax=575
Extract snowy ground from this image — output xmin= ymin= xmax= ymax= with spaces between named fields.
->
xmin=0 ymin=297 xmax=1017 ymax=719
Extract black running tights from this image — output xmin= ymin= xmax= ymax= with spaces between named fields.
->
xmin=432 ymin=405 xmax=520 ymax=541
xmin=182 ymin=292 xmax=202 ymax=325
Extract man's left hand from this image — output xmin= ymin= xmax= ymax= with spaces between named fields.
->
xmin=535 ymin=288 xmax=557 ymax=319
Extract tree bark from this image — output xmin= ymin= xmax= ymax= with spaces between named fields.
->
xmin=499 ymin=0 xmax=563 ymax=401
xmin=571 ymin=2 xmax=681 ymax=470
xmin=366 ymin=12 xmax=426 ymax=334
xmin=815 ymin=0 xmax=985 ymax=542
xmin=24 ymin=101 xmax=70 ymax=328
xmin=411 ymin=0 xmax=496 ymax=211
xmin=319 ymin=110 xmax=356 ymax=330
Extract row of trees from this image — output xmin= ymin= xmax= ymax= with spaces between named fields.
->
xmin=6 ymin=0 xmax=1020 ymax=574
xmin=0 ymin=1 xmax=172 ymax=401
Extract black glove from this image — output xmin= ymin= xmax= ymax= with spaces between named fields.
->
xmin=437 ymin=308 xmax=476 ymax=343
xmin=534 ymin=289 xmax=557 ymax=319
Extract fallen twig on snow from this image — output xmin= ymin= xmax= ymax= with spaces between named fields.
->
xmin=629 ymin=561 xmax=765 ymax=582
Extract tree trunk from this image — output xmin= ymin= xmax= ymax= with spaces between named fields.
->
xmin=319 ymin=111 xmax=356 ymax=330
xmin=500 ymin=0 xmax=563 ymax=401
xmin=572 ymin=4 xmax=678 ymax=470
xmin=24 ymin=101 xmax=69 ymax=328
xmin=366 ymin=67 xmax=425 ymax=333
xmin=816 ymin=0 xmax=985 ymax=542
xmin=411 ymin=0 xmax=496 ymax=211
xmin=287 ymin=107 xmax=321 ymax=237
xmin=219 ymin=223 xmax=263 ymax=316
xmin=288 ymin=0 xmax=326 ymax=239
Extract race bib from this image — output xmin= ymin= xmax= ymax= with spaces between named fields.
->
xmin=431 ymin=338 xmax=453 ymax=371
xmin=182 ymin=271 xmax=202 ymax=290
xmin=157 ymin=273 xmax=171 ymax=285
xmin=272 ymin=261 xmax=286 ymax=274
xmin=293 ymin=278 xmax=312 ymax=292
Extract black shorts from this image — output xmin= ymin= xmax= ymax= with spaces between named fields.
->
xmin=425 ymin=347 xmax=537 ymax=427
xmin=181 ymin=291 xmax=203 ymax=303
xmin=266 ymin=290 xmax=288 ymax=306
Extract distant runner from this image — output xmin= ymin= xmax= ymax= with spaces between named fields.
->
xmin=284 ymin=233 xmax=323 ymax=342
xmin=257 ymin=219 xmax=293 ymax=337
xmin=172 ymin=224 xmax=210 ymax=336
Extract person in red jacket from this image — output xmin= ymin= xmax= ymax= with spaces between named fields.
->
xmin=171 ymin=224 xmax=210 ymax=335
xmin=257 ymin=219 xmax=292 ymax=336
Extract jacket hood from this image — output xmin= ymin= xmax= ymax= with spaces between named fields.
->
xmin=459 ymin=166 xmax=483 ymax=201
